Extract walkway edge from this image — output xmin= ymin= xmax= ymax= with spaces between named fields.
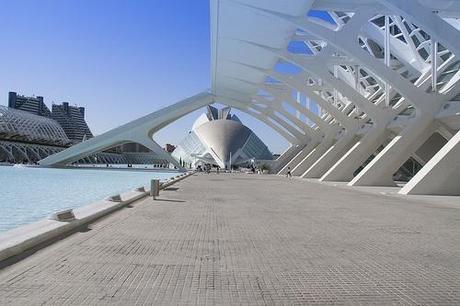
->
xmin=0 ymin=171 xmax=195 ymax=264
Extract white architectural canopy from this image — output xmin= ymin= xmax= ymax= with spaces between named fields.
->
xmin=41 ymin=0 xmax=460 ymax=195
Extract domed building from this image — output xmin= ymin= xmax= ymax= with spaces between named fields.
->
xmin=172 ymin=106 xmax=273 ymax=168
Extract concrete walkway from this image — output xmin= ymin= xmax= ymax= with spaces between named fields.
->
xmin=0 ymin=173 xmax=459 ymax=305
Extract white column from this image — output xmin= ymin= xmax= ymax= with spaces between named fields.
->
xmin=354 ymin=65 xmax=359 ymax=92
xmin=320 ymin=127 xmax=389 ymax=182
xmin=302 ymin=131 xmax=358 ymax=178
xmin=333 ymin=64 xmax=339 ymax=107
xmin=400 ymin=129 xmax=460 ymax=195
xmin=273 ymin=144 xmax=301 ymax=173
xmin=384 ymin=15 xmax=391 ymax=107
xmin=279 ymin=141 xmax=319 ymax=175
xmin=291 ymin=137 xmax=335 ymax=176
xmin=349 ymin=116 xmax=435 ymax=186
xmin=296 ymin=91 xmax=301 ymax=119
xmin=431 ymin=40 xmax=438 ymax=93
xmin=305 ymin=96 xmax=311 ymax=125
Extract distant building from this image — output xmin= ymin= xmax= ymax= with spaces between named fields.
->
xmin=0 ymin=105 xmax=70 ymax=146
xmin=172 ymin=105 xmax=273 ymax=168
xmin=109 ymin=143 xmax=150 ymax=153
xmin=8 ymin=92 xmax=51 ymax=117
xmin=0 ymin=105 xmax=71 ymax=163
xmin=51 ymin=102 xmax=93 ymax=144
xmin=8 ymin=92 xmax=94 ymax=144
xmin=164 ymin=144 xmax=176 ymax=153
xmin=1 ymin=92 xmax=168 ymax=166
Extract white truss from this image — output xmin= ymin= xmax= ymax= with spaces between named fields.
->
xmin=0 ymin=105 xmax=70 ymax=146
xmin=41 ymin=0 xmax=460 ymax=195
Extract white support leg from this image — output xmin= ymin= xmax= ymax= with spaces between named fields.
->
xmin=302 ymin=131 xmax=358 ymax=178
xmin=274 ymin=145 xmax=303 ymax=174
xmin=291 ymin=138 xmax=335 ymax=176
xmin=279 ymin=141 xmax=318 ymax=175
xmin=40 ymin=91 xmax=214 ymax=166
xmin=400 ymin=129 xmax=460 ymax=195
xmin=349 ymin=117 xmax=435 ymax=187
xmin=320 ymin=128 xmax=389 ymax=182
xmin=131 ymin=134 xmax=182 ymax=169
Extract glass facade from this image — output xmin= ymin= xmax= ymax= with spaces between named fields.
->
xmin=242 ymin=133 xmax=273 ymax=160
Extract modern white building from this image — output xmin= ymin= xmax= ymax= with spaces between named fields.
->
xmin=0 ymin=105 xmax=170 ymax=165
xmin=41 ymin=0 xmax=460 ymax=195
xmin=172 ymin=105 xmax=272 ymax=168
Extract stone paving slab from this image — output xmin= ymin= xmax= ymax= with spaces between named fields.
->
xmin=0 ymin=173 xmax=459 ymax=305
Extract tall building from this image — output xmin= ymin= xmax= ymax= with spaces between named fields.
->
xmin=8 ymin=92 xmax=51 ymax=117
xmin=51 ymin=102 xmax=93 ymax=144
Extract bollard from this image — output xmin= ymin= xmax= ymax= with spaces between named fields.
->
xmin=150 ymin=179 xmax=160 ymax=199
xmin=134 ymin=186 xmax=146 ymax=192
xmin=50 ymin=209 xmax=76 ymax=222
xmin=105 ymin=194 xmax=122 ymax=202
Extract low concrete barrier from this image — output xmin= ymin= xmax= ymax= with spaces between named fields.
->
xmin=0 ymin=171 xmax=195 ymax=263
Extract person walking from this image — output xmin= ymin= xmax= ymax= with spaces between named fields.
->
xmin=286 ymin=167 xmax=292 ymax=179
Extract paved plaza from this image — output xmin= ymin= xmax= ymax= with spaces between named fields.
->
xmin=0 ymin=173 xmax=459 ymax=305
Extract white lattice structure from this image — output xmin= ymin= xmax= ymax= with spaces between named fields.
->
xmin=0 ymin=141 xmax=64 ymax=163
xmin=41 ymin=0 xmax=460 ymax=195
xmin=0 ymin=105 xmax=70 ymax=146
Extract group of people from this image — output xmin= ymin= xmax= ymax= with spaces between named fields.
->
xmin=196 ymin=164 xmax=221 ymax=174
xmin=195 ymin=163 xmax=294 ymax=178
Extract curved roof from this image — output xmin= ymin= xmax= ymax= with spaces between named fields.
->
xmin=0 ymin=106 xmax=70 ymax=146
xmin=211 ymin=0 xmax=460 ymax=144
xmin=192 ymin=113 xmax=211 ymax=131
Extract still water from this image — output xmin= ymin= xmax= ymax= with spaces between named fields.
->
xmin=0 ymin=166 xmax=176 ymax=233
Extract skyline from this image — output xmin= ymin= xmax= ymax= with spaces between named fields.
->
xmin=0 ymin=0 xmax=288 ymax=153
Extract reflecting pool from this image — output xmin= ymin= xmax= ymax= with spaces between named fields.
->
xmin=0 ymin=166 xmax=176 ymax=232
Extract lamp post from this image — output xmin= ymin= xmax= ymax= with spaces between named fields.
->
xmin=229 ymin=152 xmax=232 ymax=173
xmin=190 ymin=153 xmax=197 ymax=168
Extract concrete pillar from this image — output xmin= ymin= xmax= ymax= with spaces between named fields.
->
xmin=320 ymin=127 xmax=389 ymax=182
xmin=349 ymin=117 xmax=435 ymax=187
xmin=150 ymin=179 xmax=160 ymax=199
xmin=291 ymin=138 xmax=335 ymax=176
xmin=302 ymin=131 xmax=358 ymax=178
xmin=279 ymin=141 xmax=318 ymax=175
xmin=400 ymin=129 xmax=460 ymax=195
xmin=273 ymin=145 xmax=302 ymax=173
xmin=413 ymin=132 xmax=448 ymax=164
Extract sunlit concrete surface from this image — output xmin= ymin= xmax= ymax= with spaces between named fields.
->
xmin=0 ymin=173 xmax=459 ymax=305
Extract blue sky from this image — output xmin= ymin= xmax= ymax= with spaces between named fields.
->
xmin=0 ymin=0 xmax=288 ymax=153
